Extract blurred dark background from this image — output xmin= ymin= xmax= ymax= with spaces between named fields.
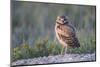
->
xmin=11 ymin=1 xmax=96 ymax=48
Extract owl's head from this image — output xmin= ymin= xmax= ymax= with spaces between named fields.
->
xmin=56 ymin=16 xmax=69 ymax=24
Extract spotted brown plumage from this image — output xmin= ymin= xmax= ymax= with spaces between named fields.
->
xmin=55 ymin=16 xmax=80 ymax=55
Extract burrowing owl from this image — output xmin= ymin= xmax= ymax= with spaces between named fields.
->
xmin=55 ymin=16 xmax=80 ymax=55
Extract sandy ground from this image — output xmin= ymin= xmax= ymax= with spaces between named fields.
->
xmin=11 ymin=53 xmax=96 ymax=66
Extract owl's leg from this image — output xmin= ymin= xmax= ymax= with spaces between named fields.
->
xmin=64 ymin=47 xmax=67 ymax=55
xmin=61 ymin=46 xmax=64 ymax=55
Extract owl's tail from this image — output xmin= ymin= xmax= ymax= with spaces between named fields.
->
xmin=72 ymin=37 xmax=80 ymax=48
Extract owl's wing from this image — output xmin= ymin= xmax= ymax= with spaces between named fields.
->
xmin=56 ymin=24 xmax=75 ymax=37
xmin=56 ymin=25 xmax=80 ymax=47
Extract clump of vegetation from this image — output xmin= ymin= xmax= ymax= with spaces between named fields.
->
xmin=12 ymin=30 xmax=96 ymax=62
xmin=11 ymin=37 xmax=61 ymax=61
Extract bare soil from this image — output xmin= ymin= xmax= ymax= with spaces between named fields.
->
xmin=11 ymin=53 xmax=96 ymax=66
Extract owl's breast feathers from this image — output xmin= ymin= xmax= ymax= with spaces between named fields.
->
xmin=55 ymin=24 xmax=80 ymax=48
